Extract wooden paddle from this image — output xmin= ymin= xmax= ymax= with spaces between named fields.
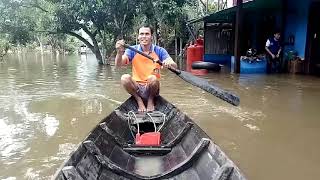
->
xmin=123 ymin=44 xmax=240 ymax=106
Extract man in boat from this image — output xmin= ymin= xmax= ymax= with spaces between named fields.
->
xmin=115 ymin=25 xmax=177 ymax=112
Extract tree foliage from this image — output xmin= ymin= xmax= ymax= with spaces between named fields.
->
xmin=0 ymin=0 xmax=35 ymax=45
xmin=0 ymin=0 xmax=77 ymax=53
xmin=0 ymin=0 xmax=217 ymax=63
xmin=0 ymin=34 xmax=10 ymax=60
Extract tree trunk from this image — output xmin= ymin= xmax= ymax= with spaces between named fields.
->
xmin=136 ymin=34 xmax=138 ymax=45
xmin=91 ymin=38 xmax=103 ymax=65
xmin=94 ymin=47 xmax=103 ymax=65
xmin=86 ymin=44 xmax=103 ymax=65
xmin=67 ymin=30 xmax=103 ymax=65
xmin=104 ymin=49 xmax=108 ymax=65
xmin=98 ymin=30 xmax=107 ymax=65
xmin=179 ymin=38 xmax=183 ymax=56
xmin=0 ymin=43 xmax=9 ymax=61
xmin=36 ymin=35 xmax=44 ymax=55
xmin=175 ymin=30 xmax=178 ymax=59
xmin=154 ymin=22 xmax=159 ymax=45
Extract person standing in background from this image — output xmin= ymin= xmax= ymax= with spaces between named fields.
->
xmin=265 ymin=30 xmax=282 ymax=73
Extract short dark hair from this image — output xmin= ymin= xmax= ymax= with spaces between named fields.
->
xmin=139 ymin=24 xmax=153 ymax=35
xmin=274 ymin=29 xmax=281 ymax=35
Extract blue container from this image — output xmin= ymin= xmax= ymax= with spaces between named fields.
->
xmin=231 ymin=56 xmax=267 ymax=74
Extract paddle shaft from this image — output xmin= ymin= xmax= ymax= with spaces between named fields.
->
xmin=124 ymin=45 xmax=158 ymax=63
xmin=122 ymin=44 xmax=240 ymax=106
xmin=123 ymin=44 xmax=181 ymax=74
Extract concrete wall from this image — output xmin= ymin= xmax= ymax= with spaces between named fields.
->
xmin=284 ymin=0 xmax=311 ymax=59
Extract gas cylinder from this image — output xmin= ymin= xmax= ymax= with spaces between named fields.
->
xmin=186 ymin=38 xmax=204 ymax=72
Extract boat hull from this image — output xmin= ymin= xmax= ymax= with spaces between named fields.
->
xmin=53 ymin=96 xmax=246 ymax=180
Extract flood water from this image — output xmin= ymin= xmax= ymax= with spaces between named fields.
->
xmin=0 ymin=53 xmax=320 ymax=180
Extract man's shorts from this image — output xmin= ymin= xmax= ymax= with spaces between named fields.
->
xmin=136 ymin=83 xmax=159 ymax=101
xmin=137 ymin=83 xmax=150 ymax=101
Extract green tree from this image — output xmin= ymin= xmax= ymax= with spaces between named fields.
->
xmin=96 ymin=0 xmax=137 ymax=63
xmin=1 ymin=0 xmax=210 ymax=63
xmin=46 ymin=0 xmax=138 ymax=64
xmin=0 ymin=0 xmax=36 ymax=46
xmin=132 ymin=0 xmax=192 ymax=55
xmin=0 ymin=35 xmax=10 ymax=61
xmin=0 ymin=0 xmax=71 ymax=54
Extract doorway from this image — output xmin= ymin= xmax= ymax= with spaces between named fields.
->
xmin=306 ymin=2 xmax=320 ymax=74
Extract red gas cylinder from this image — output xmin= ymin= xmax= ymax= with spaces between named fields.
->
xmin=186 ymin=38 xmax=204 ymax=72
xmin=196 ymin=38 xmax=204 ymax=46
xmin=190 ymin=69 xmax=208 ymax=76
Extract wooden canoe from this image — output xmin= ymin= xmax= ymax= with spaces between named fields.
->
xmin=53 ymin=96 xmax=246 ymax=180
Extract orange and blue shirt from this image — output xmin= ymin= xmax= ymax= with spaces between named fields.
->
xmin=125 ymin=44 xmax=169 ymax=84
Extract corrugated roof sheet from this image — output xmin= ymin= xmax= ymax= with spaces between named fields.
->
xmin=187 ymin=0 xmax=282 ymax=24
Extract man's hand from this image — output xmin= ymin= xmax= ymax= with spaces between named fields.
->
xmin=115 ymin=40 xmax=129 ymax=67
xmin=163 ymin=58 xmax=177 ymax=69
xmin=271 ymin=54 xmax=276 ymax=59
xmin=115 ymin=40 xmax=125 ymax=54
xmin=276 ymin=51 xmax=281 ymax=58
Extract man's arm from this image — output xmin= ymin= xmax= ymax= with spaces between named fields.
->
xmin=265 ymin=46 xmax=274 ymax=56
xmin=115 ymin=51 xmax=129 ymax=67
xmin=157 ymin=46 xmax=177 ymax=69
xmin=115 ymin=40 xmax=129 ymax=67
xmin=276 ymin=47 xmax=282 ymax=58
xmin=163 ymin=57 xmax=177 ymax=69
xmin=265 ymin=39 xmax=275 ymax=58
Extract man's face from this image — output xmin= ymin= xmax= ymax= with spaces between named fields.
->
xmin=274 ymin=33 xmax=281 ymax=40
xmin=138 ymin=27 xmax=152 ymax=45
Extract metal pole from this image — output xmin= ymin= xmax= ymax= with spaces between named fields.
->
xmin=186 ymin=23 xmax=197 ymax=43
xmin=206 ymin=0 xmax=208 ymax=13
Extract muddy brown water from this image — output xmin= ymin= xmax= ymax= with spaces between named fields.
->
xmin=0 ymin=53 xmax=320 ymax=179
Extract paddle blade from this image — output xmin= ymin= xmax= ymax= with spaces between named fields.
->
xmin=178 ymin=71 xmax=240 ymax=106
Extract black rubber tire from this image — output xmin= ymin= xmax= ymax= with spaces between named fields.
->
xmin=192 ymin=61 xmax=221 ymax=71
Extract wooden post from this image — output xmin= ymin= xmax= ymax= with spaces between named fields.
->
xmin=281 ymin=0 xmax=288 ymax=72
xmin=234 ymin=0 xmax=243 ymax=73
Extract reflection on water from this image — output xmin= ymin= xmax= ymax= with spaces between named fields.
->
xmin=1 ymin=53 xmax=320 ymax=180
xmin=43 ymin=114 xmax=59 ymax=137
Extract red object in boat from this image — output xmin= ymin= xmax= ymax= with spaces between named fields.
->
xmin=135 ymin=132 xmax=161 ymax=146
